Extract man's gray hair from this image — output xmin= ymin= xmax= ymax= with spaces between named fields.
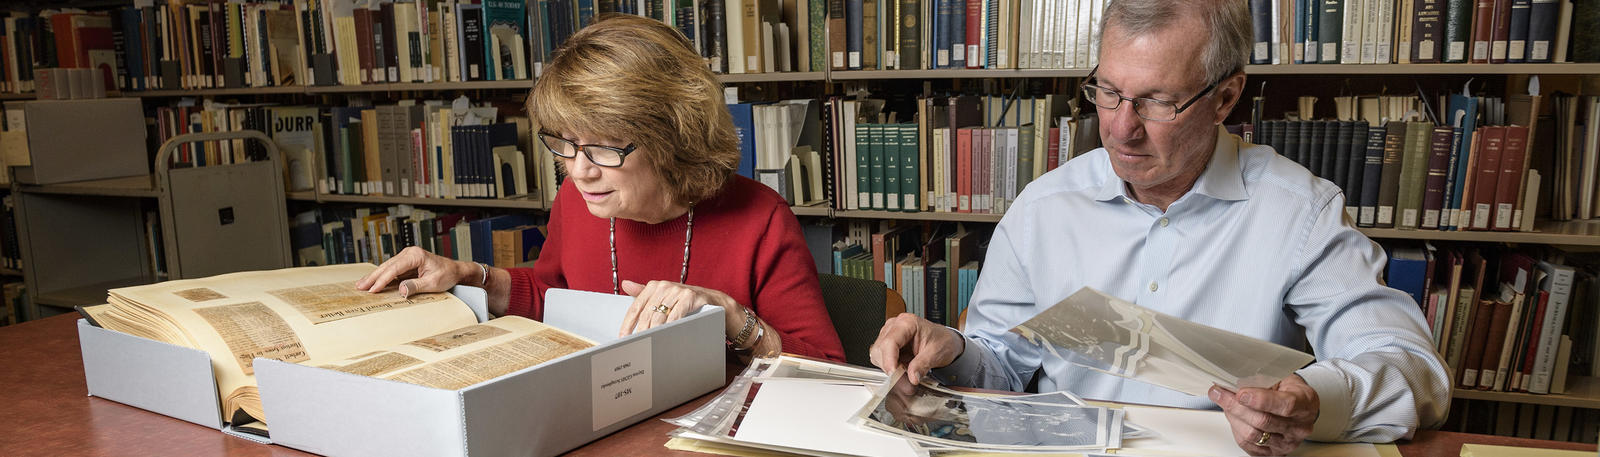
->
xmin=1098 ymin=0 xmax=1251 ymax=85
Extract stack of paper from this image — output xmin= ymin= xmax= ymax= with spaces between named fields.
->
xmin=663 ymin=356 xmax=1150 ymax=456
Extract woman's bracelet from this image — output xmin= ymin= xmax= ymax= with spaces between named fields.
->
xmin=728 ymin=307 xmax=760 ymax=351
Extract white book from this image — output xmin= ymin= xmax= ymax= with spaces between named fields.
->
xmin=726 ymin=0 xmax=746 ymax=73
xmin=1360 ymin=0 xmax=1379 ymax=63
xmin=1397 ymin=0 xmax=1414 ymax=63
xmin=932 ymin=127 xmax=946 ymax=211
xmin=1018 ymin=0 xmax=1034 ymax=68
xmin=1075 ymin=0 xmax=1092 ymax=68
xmin=1057 ymin=0 xmax=1073 ymax=69
xmin=843 ymin=101 xmax=861 ymax=210
xmin=1341 ymin=0 xmax=1364 ymax=64
xmin=1529 ymin=261 xmax=1575 ymax=394
xmin=1375 ymin=0 xmax=1395 ymax=63
xmin=1269 ymin=0 xmax=1283 ymax=64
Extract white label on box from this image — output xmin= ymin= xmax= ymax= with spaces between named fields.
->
xmin=591 ymin=338 xmax=653 ymax=431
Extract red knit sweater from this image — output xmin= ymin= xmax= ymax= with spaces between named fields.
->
xmin=504 ymin=176 xmax=845 ymax=362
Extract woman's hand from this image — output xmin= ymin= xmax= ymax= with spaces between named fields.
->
xmin=617 ymin=280 xmax=742 ymax=337
xmin=355 ymin=246 xmax=475 ymax=297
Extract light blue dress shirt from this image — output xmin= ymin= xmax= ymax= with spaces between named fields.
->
xmin=934 ymin=127 xmax=1451 ymax=442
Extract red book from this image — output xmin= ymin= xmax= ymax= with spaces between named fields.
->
xmin=1489 ymin=0 xmax=1513 ymax=63
xmin=354 ymin=7 xmax=375 ymax=84
xmin=1516 ymin=290 xmax=1550 ymax=391
xmin=1046 ymin=127 xmax=1062 ymax=171
xmin=1476 ymin=299 xmax=1515 ymax=390
xmin=1422 ymin=126 xmax=1454 ymax=229
xmin=956 ymin=127 xmax=972 ymax=213
xmin=1492 ymin=125 xmax=1529 ymax=231
xmin=1460 ymin=299 xmax=1497 ymax=387
xmin=965 ymin=0 xmax=982 ymax=68
xmin=1469 ymin=126 xmax=1505 ymax=230
xmin=1471 ymin=0 xmax=1496 ymax=63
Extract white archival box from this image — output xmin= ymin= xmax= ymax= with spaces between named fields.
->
xmin=78 ymin=286 xmax=727 ymax=456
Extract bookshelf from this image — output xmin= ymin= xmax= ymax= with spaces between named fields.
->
xmin=4 ymin=2 xmax=1597 ymax=443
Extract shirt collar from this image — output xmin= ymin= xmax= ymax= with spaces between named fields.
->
xmin=1094 ymin=125 xmax=1249 ymax=203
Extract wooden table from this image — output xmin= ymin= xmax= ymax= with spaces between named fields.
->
xmin=3 ymin=314 xmax=1594 ymax=456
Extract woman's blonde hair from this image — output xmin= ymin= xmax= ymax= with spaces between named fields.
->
xmin=530 ymin=14 xmax=740 ymax=205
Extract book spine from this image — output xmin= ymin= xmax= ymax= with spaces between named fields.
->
xmin=1411 ymin=0 xmax=1444 ymax=62
xmin=1319 ymin=0 xmax=1344 ymax=63
xmin=1251 ymin=0 xmax=1272 ymax=63
xmin=1490 ymin=0 xmax=1513 ymax=62
xmin=1421 ymin=126 xmax=1453 ymax=229
xmin=1492 ymin=125 xmax=1527 ymax=231
xmin=1343 ymin=121 xmax=1369 ymax=219
xmin=1443 ymin=0 xmax=1472 ymax=61
xmin=1376 ymin=122 xmax=1405 ymax=228
xmin=1472 ymin=0 xmax=1495 ymax=62
xmin=1467 ymin=126 xmax=1503 ymax=230
xmin=1397 ymin=122 xmax=1432 ymax=229
xmin=1507 ymin=0 xmax=1532 ymax=62
xmin=1526 ymin=0 xmax=1559 ymax=62
xmin=1358 ymin=126 xmax=1385 ymax=227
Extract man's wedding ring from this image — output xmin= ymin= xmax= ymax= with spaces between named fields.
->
xmin=651 ymin=304 xmax=672 ymax=314
xmin=1254 ymin=431 xmax=1271 ymax=447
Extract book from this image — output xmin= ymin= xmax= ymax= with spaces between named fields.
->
xmin=77 ymin=263 xmax=593 ymax=428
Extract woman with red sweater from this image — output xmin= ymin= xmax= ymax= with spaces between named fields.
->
xmin=356 ymin=14 xmax=844 ymax=362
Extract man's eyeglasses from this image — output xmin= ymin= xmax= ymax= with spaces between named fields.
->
xmin=537 ymin=132 xmax=637 ymax=168
xmin=1080 ymin=67 xmax=1223 ymax=122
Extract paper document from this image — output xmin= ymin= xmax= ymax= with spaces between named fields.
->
xmin=1011 ymin=287 xmax=1316 ymax=396
xmin=1120 ymin=405 xmax=1378 ymax=457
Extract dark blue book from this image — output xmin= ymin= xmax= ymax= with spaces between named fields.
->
xmin=1386 ymin=247 xmax=1430 ymax=307
xmin=1250 ymin=0 xmax=1273 ymax=64
xmin=1321 ymin=120 xmax=1341 ymax=179
xmin=1285 ymin=121 xmax=1302 ymax=165
xmin=1343 ymin=121 xmax=1369 ymax=216
xmin=1332 ymin=121 xmax=1353 ymax=195
xmin=1304 ymin=121 xmax=1322 ymax=172
xmin=470 ymin=213 xmax=541 ymax=266
xmin=1506 ymin=0 xmax=1532 ymax=62
xmin=847 ymin=0 xmax=864 ymax=69
xmin=1292 ymin=0 xmax=1306 ymax=63
xmin=1526 ymin=0 xmax=1560 ymax=62
xmin=949 ymin=0 xmax=965 ymax=68
xmin=1358 ymin=126 xmax=1386 ymax=227
xmin=727 ymin=103 xmax=756 ymax=178
xmin=926 ymin=261 xmax=947 ymax=325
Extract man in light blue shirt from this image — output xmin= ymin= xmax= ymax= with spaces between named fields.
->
xmin=868 ymin=0 xmax=1450 ymax=455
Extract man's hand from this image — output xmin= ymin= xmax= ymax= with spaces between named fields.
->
xmin=868 ymin=313 xmax=966 ymax=385
xmin=1209 ymin=375 xmax=1320 ymax=456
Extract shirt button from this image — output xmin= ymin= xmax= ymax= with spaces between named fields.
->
xmin=1159 ymin=218 xmax=1169 ymax=227
xmin=1149 ymin=282 xmax=1159 ymax=292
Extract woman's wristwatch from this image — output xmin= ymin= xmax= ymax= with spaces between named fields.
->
xmin=727 ymin=306 xmax=762 ymax=352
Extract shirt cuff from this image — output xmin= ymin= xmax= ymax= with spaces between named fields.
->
xmin=931 ymin=327 xmax=984 ymax=386
xmin=1298 ymin=362 xmax=1353 ymax=442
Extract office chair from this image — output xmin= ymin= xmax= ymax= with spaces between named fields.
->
xmin=818 ymin=273 xmax=905 ymax=367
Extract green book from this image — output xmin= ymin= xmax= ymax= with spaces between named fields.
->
xmin=900 ymin=123 xmax=920 ymax=212
xmin=1396 ymin=121 xmax=1432 ymax=230
xmin=1017 ymin=124 xmax=1035 ymax=195
xmin=856 ymin=123 xmax=871 ymax=209
xmin=883 ymin=122 xmax=899 ymax=210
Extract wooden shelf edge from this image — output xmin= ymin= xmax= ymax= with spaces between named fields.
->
xmin=1358 ymin=220 xmax=1600 ymax=246
xmin=312 ymin=193 xmax=547 ymax=210
xmin=1245 ymin=63 xmax=1600 ymax=75
xmin=1453 ymin=376 xmax=1600 ymax=409
xmin=829 ymin=68 xmax=1092 ymax=80
xmin=719 ymin=72 xmax=825 ymax=83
